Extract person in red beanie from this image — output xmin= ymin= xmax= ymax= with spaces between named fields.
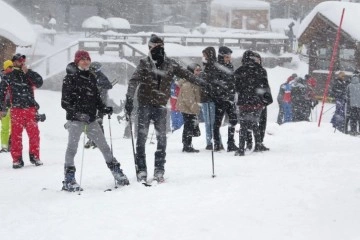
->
xmin=61 ymin=50 xmax=129 ymax=191
xmin=0 ymin=53 xmax=43 ymax=168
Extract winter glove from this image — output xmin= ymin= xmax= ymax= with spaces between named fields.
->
xmin=75 ymin=113 xmax=90 ymax=123
xmin=102 ymin=106 xmax=113 ymax=115
xmin=261 ymin=92 xmax=273 ymax=106
xmin=125 ymin=95 xmax=133 ymax=118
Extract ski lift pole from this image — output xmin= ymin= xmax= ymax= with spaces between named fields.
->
xmin=318 ymin=8 xmax=345 ymax=127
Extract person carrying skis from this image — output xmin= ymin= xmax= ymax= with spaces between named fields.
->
xmin=0 ymin=54 xmax=43 ymax=168
xmin=124 ymin=34 xmax=209 ymax=183
xmin=61 ymin=50 xmax=129 ymax=191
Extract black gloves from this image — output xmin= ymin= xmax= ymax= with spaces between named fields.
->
xmin=261 ymin=92 xmax=273 ymax=106
xmin=102 ymin=106 xmax=113 ymax=115
xmin=75 ymin=113 xmax=90 ymax=123
xmin=125 ymin=95 xmax=133 ymax=117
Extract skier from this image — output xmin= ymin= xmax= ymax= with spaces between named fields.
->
xmin=0 ymin=54 xmax=43 ymax=168
xmin=61 ymin=50 xmax=129 ymax=191
xmin=124 ymin=34 xmax=208 ymax=183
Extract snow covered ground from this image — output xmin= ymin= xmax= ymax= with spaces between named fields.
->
xmin=1 ymin=57 xmax=360 ymax=240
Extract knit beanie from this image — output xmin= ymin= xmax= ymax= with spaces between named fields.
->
xmin=218 ymin=46 xmax=232 ymax=56
xmin=3 ymin=60 xmax=13 ymax=70
xmin=148 ymin=34 xmax=164 ymax=49
xmin=74 ymin=50 xmax=91 ymax=65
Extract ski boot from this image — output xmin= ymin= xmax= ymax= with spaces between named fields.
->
xmin=107 ymin=159 xmax=129 ymax=186
xmin=153 ymin=168 xmax=165 ymax=183
xmin=62 ymin=166 xmax=83 ymax=192
xmin=137 ymin=170 xmax=147 ymax=182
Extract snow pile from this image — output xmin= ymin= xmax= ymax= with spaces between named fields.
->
xmin=82 ymin=16 xmax=109 ymax=29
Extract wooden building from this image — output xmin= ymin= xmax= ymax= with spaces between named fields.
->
xmin=297 ymin=1 xmax=360 ymax=96
xmin=0 ymin=1 xmax=36 ymax=64
xmin=210 ymin=0 xmax=270 ymax=30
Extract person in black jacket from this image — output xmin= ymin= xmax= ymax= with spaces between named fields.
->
xmin=61 ymin=50 xmax=129 ymax=191
xmin=0 ymin=53 xmax=43 ymax=168
xmin=330 ymin=71 xmax=349 ymax=132
xmin=255 ymin=52 xmax=271 ymax=151
xmin=212 ymin=46 xmax=238 ymax=152
xmin=234 ymin=50 xmax=273 ymax=156
xmin=124 ymin=34 xmax=209 ymax=183
xmin=201 ymin=46 xmax=224 ymax=151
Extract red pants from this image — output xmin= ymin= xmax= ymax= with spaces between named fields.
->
xmin=10 ymin=107 xmax=40 ymax=162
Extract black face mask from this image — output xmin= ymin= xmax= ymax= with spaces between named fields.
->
xmin=150 ymin=46 xmax=165 ymax=67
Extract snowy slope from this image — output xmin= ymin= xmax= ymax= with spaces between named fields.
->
xmin=1 ymin=64 xmax=360 ymax=240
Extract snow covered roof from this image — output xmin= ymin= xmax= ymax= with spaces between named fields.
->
xmin=106 ymin=18 xmax=131 ymax=30
xmin=297 ymin=1 xmax=360 ymax=41
xmin=211 ymin=0 xmax=270 ymax=10
xmin=82 ymin=16 xmax=130 ymax=30
xmin=0 ymin=0 xmax=36 ymax=46
xmin=82 ymin=16 xmax=109 ymax=29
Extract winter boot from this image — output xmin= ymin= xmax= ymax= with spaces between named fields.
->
xmin=62 ymin=166 xmax=82 ymax=192
xmin=0 ymin=148 xmax=8 ymax=153
xmin=182 ymin=145 xmax=200 ymax=153
xmin=227 ymin=142 xmax=239 ymax=152
xmin=106 ymin=159 xmax=129 ymax=186
xmin=254 ymin=143 xmax=270 ymax=152
xmin=246 ymin=141 xmax=253 ymax=151
xmin=214 ymin=143 xmax=224 ymax=152
xmin=234 ymin=149 xmax=245 ymax=156
xmin=153 ymin=168 xmax=165 ymax=183
xmin=205 ymin=144 xmax=213 ymax=150
xmin=29 ymin=154 xmax=43 ymax=166
xmin=12 ymin=157 xmax=24 ymax=169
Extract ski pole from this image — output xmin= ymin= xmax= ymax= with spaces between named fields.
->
xmin=207 ymin=103 xmax=216 ymax=178
xmin=108 ymin=114 xmax=117 ymax=188
xmin=78 ymin=124 xmax=87 ymax=195
xmin=128 ymin=114 xmax=138 ymax=176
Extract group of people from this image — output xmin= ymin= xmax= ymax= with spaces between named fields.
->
xmin=276 ymin=73 xmax=318 ymax=124
xmin=124 ymin=34 xmax=273 ymax=184
xmin=0 ymin=33 xmax=274 ymax=191
xmin=330 ymin=71 xmax=360 ymax=135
